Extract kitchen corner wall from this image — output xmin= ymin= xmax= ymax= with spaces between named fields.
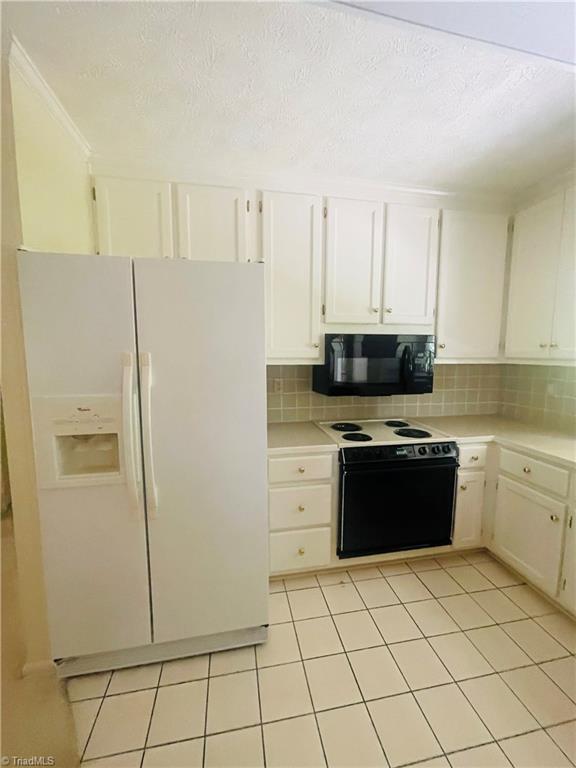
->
xmin=500 ymin=364 xmax=576 ymax=432
xmin=266 ymin=364 xmax=502 ymax=423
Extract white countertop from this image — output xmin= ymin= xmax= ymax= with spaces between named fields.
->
xmin=268 ymin=415 xmax=576 ymax=467
xmin=267 ymin=422 xmax=337 ymax=453
xmin=417 ymin=415 xmax=576 ymax=467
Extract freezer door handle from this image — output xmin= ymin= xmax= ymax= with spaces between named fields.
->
xmin=140 ymin=352 xmax=159 ymax=517
xmin=122 ymin=352 xmax=139 ymax=514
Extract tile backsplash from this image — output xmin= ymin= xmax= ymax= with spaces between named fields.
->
xmin=500 ymin=364 xmax=576 ymax=432
xmin=266 ymin=364 xmax=502 ymax=423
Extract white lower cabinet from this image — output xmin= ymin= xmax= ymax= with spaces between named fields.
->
xmin=558 ymin=510 xmax=575 ymax=613
xmin=268 ymin=450 xmax=334 ymax=574
xmin=453 ymin=470 xmax=485 ymax=548
xmin=492 ymin=476 xmax=566 ymax=596
xmin=270 ymin=528 xmax=332 ymax=573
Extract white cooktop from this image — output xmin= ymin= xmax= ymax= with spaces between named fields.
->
xmin=316 ymin=418 xmax=450 ymax=447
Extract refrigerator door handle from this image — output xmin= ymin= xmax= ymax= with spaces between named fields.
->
xmin=140 ymin=352 xmax=159 ymax=517
xmin=122 ymin=352 xmax=139 ymax=515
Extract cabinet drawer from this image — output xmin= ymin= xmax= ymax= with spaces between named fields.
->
xmin=459 ymin=444 xmax=487 ymax=469
xmin=270 ymin=528 xmax=331 ymax=573
xmin=268 ymin=454 xmax=333 ymax=484
xmin=500 ymin=448 xmax=569 ymax=497
xmin=269 ymin=484 xmax=332 ymax=531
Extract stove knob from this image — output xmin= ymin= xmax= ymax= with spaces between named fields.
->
xmin=431 ymin=445 xmax=441 ymax=454
xmin=418 ymin=446 xmax=427 ymax=455
xmin=442 ymin=444 xmax=451 ymax=454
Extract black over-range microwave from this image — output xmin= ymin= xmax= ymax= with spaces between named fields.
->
xmin=312 ymin=334 xmax=435 ymax=397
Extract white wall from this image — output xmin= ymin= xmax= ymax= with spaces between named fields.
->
xmin=9 ymin=48 xmax=94 ymax=254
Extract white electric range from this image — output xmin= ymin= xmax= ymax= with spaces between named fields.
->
xmin=316 ymin=418 xmax=460 ymax=559
xmin=316 ymin=418 xmax=450 ymax=447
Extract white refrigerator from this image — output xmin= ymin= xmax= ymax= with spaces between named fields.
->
xmin=18 ymin=252 xmax=269 ymax=674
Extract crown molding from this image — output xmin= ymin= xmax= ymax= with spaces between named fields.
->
xmin=9 ymin=35 xmax=91 ymax=157
xmin=512 ymin=167 xmax=576 ymax=211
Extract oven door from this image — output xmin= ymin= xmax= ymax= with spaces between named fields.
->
xmin=339 ymin=459 xmax=457 ymax=558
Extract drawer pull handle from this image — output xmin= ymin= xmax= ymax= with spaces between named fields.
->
xmin=298 ymin=547 xmax=305 ymax=556
xmin=460 ymin=484 xmax=467 ymax=491
xmin=298 ymin=505 xmax=305 ymax=512
xmin=470 ymin=455 xmax=479 ymax=462
xmin=550 ymin=514 xmax=560 ymax=523
xmin=523 ymin=466 xmax=531 ymax=474
xmin=298 ymin=467 xmax=305 ymax=474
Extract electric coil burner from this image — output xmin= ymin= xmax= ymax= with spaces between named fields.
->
xmin=331 ymin=423 xmax=362 ymax=432
xmin=394 ymin=428 xmax=432 ymax=439
xmin=384 ymin=420 xmax=410 ymax=428
xmin=342 ymin=432 xmax=372 ymax=442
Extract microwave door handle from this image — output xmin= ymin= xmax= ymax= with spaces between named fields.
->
xmin=400 ymin=346 xmax=412 ymax=386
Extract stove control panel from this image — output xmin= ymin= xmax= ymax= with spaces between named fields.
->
xmin=341 ymin=442 xmax=459 ymax=464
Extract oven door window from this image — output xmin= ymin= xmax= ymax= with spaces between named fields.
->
xmin=339 ymin=462 xmax=456 ymax=557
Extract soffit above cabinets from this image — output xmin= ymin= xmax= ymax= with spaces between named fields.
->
xmin=6 ymin=2 xmax=575 ymax=198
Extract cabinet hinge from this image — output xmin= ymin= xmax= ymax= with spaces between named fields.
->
xmin=91 ymin=187 xmax=96 ymax=202
xmin=258 ymin=200 xmax=263 ymax=214
xmin=323 ymin=206 xmax=327 ymax=219
xmin=246 ymin=200 xmax=250 ymax=213
xmin=562 ymin=577 xmax=567 ymax=591
xmin=321 ymin=303 xmax=326 ymax=316
xmin=569 ymin=515 xmax=573 ymax=529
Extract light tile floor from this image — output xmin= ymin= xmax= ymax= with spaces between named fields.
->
xmin=69 ymin=551 xmax=576 ymax=767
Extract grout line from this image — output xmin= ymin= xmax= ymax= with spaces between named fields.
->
xmin=201 ymin=654 xmax=212 ymax=768
xmin=254 ymin=643 xmax=267 ymax=767
xmin=284 ymin=589 xmax=329 ymax=767
xmin=79 ymin=668 xmax=114 ymax=762
xmin=139 ymin=661 xmax=164 ymax=767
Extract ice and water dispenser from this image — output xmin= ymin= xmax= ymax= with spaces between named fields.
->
xmin=33 ymin=396 xmax=127 ymax=488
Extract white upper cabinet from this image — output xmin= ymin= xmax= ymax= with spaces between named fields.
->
xmin=383 ymin=204 xmax=439 ymax=325
xmin=176 ymin=183 xmax=252 ymax=262
xmin=94 ymin=176 xmax=174 ymax=259
xmin=324 ymin=197 xmax=384 ymax=324
xmin=263 ymin=190 xmax=323 ymax=361
xmin=551 ymin=187 xmax=575 ymax=359
xmin=505 ymin=192 xmax=564 ymax=358
xmin=437 ymin=211 xmax=508 ymax=359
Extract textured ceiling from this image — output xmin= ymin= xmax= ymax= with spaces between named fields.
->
xmin=6 ymin=1 xmax=576 ymax=195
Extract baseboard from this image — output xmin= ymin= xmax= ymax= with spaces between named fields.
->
xmin=22 ymin=659 xmax=57 ymax=677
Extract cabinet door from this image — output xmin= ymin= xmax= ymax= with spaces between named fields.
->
xmin=437 ymin=211 xmax=508 ymax=358
xmin=324 ymin=197 xmax=384 ymax=324
xmin=383 ymin=204 xmax=439 ymax=325
xmin=263 ymin=191 xmax=322 ymax=361
xmin=558 ymin=512 xmax=575 ymax=613
xmin=505 ymin=193 xmax=564 ymax=358
xmin=551 ymin=187 xmax=576 ymax=359
xmin=492 ymin=476 xmax=566 ymax=595
xmin=453 ymin=470 xmax=485 ymax=547
xmin=94 ymin=176 xmax=174 ymax=259
xmin=177 ymin=183 xmax=251 ymax=262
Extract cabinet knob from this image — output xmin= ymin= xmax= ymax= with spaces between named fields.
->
xmin=438 ymin=343 xmax=446 ymax=349
xmin=372 ymin=308 xmax=379 ymax=313
xmin=470 ymin=456 xmax=479 ymax=462
xmin=460 ymin=484 xmax=467 ymax=491
xmin=298 ymin=505 xmax=305 ymax=512
xmin=539 ymin=343 xmax=548 ymax=348
xmin=298 ymin=547 xmax=305 ymax=556
xmin=523 ymin=466 xmax=531 ymax=474
xmin=550 ymin=343 xmax=559 ymax=349
xmin=385 ymin=307 xmax=393 ymax=314
xmin=550 ymin=514 xmax=560 ymax=522
xmin=312 ymin=343 xmax=320 ymax=348
xmin=298 ymin=467 xmax=305 ymax=474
